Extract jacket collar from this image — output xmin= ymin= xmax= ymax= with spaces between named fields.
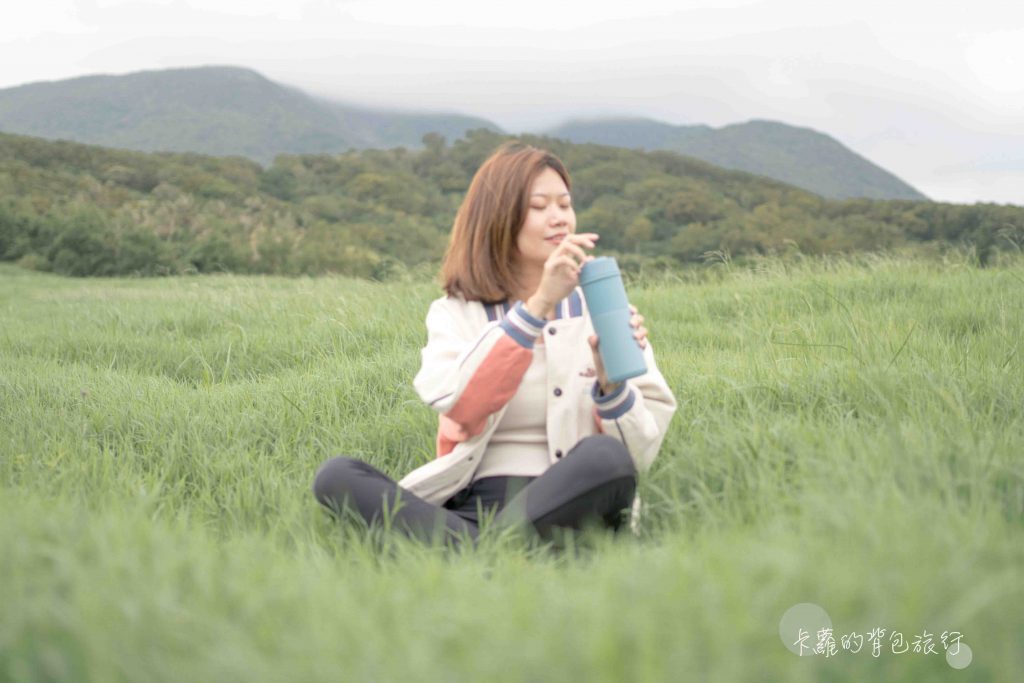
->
xmin=484 ymin=289 xmax=585 ymax=322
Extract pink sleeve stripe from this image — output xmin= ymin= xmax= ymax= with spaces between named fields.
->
xmin=442 ymin=334 xmax=532 ymax=442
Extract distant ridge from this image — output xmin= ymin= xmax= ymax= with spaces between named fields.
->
xmin=0 ymin=66 xmax=502 ymax=163
xmin=545 ymin=117 xmax=927 ymax=201
xmin=0 ymin=65 xmax=924 ymax=200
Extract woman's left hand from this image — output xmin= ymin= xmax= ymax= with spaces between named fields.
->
xmin=588 ymin=304 xmax=647 ymax=395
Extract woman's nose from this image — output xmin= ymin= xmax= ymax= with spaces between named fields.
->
xmin=549 ymin=204 xmax=572 ymax=223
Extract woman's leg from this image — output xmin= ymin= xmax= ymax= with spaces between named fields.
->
xmin=491 ymin=435 xmax=637 ymax=541
xmin=312 ymin=456 xmax=478 ymax=547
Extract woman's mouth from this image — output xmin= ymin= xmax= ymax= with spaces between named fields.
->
xmin=545 ymin=233 xmax=567 ymax=243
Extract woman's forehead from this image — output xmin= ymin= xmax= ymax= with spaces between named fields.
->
xmin=530 ymin=170 xmax=569 ymax=196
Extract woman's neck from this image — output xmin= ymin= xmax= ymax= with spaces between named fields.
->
xmin=509 ymin=263 xmax=543 ymax=305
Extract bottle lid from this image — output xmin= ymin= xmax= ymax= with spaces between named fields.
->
xmin=579 ymin=256 xmax=619 ymax=286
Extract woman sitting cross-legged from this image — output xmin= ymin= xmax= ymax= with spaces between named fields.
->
xmin=312 ymin=141 xmax=677 ymax=548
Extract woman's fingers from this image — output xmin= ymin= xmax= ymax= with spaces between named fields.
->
xmin=550 ymin=256 xmax=587 ymax=282
xmin=557 ymin=239 xmax=591 ymax=265
xmin=557 ymin=233 xmax=597 ymax=258
xmin=542 ymin=232 xmax=601 ymax=296
xmin=634 ymin=325 xmax=648 ymax=348
xmin=567 ymin=233 xmax=598 ymax=247
xmin=551 ymin=254 xmax=579 ymax=272
xmin=564 ymin=243 xmax=589 ymax=264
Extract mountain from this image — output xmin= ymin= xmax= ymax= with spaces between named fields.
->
xmin=544 ymin=117 xmax=927 ymax=201
xmin=0 ymin=66 xmax=926 ymax=200
xmin=0 ymin=66 xmax=501 ymax=163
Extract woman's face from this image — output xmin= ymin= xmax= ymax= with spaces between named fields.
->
xmin=515 ymin=167 xmax=576 ymax=270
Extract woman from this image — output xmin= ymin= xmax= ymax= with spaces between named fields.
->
xmin=313 ymin=141 xmax=676 ymax=548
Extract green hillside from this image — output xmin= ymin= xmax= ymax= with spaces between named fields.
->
xmin=1 ymin=129 xmax=1021 ymax=279
xmin=546 ymin=117 xmax=927 ymax=201
xmin=0 ymin=66 xmax=501 ymax=163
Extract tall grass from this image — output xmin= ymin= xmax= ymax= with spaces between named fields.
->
xmin=1 ymin=252 xmax=1022 ymax=681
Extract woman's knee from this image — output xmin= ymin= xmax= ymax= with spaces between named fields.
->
xmin=312 ymin=455 xmax=364 ymax=505
xmin=573 ymin=435 xmax=637 ymax=481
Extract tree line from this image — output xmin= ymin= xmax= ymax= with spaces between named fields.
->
xmin=1 ymin=129 xmax=1021 ymax=279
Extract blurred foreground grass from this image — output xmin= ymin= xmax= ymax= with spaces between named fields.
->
xmin=1 ymin=252 xmax=1022 ymax=681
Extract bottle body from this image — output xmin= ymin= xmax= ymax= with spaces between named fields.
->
xmin=579 ymin=257 xmax=647 ymax=383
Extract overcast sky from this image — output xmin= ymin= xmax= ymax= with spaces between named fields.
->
xmin=2 ymin=0 xmax=1022 ymax=204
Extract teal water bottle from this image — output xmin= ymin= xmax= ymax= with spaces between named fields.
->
xmin=579 ymin=257 xmax=647 ymax=383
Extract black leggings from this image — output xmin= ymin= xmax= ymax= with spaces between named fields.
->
xmin=312 ymin=434 xmax=637 ymax=548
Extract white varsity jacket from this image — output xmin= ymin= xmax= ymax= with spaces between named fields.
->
xmin=397 ymin=287 xmax=677 ymax=533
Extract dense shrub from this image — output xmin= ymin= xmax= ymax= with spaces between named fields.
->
xmin=2 ymin=130 xmax=1022 ymax=277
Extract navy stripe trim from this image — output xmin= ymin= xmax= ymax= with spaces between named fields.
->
xmin=488 ymin=295 xmax=583 ymax=322
xmin=569 ymin=290 xmax=583 ymax=317
xmin=591 ymin=379 xmax=628 ymax=404
xmin=510 ymin=300 xmax=546 ymax=330
xmin=499 ymin=318 xmax=536 ymax=348
xmin=591 ymin=379 xmax=636 ymax=419
xmin=484 ymin=301 xmax=513 ymax=322
xmin=547 ymin=291 xmax=583 ymax=320
xmin=597 ymin=388 xmax=636 ymax=419
xmin=497 ymin=301 xmax=544 ymax=349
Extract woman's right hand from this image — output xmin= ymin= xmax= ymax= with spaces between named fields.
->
xmin=526 ymin=232 xmax=599 ymax=318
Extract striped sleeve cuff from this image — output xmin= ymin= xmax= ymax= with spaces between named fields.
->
xmin=591 ymin=380 xmax=636 ymax=419
xmin=499 ymin=300 xmax=545 ymax=348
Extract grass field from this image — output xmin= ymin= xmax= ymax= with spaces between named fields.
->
xmin=1 ymin=252 xmax=1022 ymax=682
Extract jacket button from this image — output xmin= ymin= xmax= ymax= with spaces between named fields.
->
xmin=555 ymin=449 xmax=563 ymax=458
xmin=553 ymin=387 xmax=562 ymax=397
xmin=547 ymin=327 xmax=556 ymax=335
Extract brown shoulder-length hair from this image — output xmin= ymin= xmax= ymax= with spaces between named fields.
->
xmin=440 ymin=141 xmax=571 ymax=303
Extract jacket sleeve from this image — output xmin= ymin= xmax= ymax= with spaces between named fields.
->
xmin=413 ymin=297 xmax=547 ymax=450
xmin=590 ymin=338 xmax=676 ymax=472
